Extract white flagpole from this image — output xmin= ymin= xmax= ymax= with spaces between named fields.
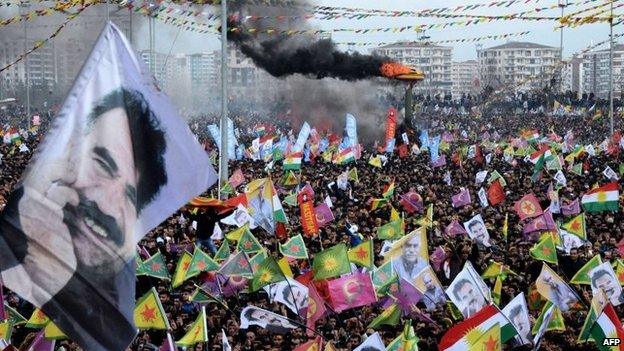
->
xmin=218 ymin=0 xmax=229 ymax=199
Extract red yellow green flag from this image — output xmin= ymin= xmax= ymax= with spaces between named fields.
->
xmin=237 ymin=229 xmax=263 ymax=253
xmin=25 ymin=308 xmax=50 ymax=328
xmin=44 ymin=320 xmax=67 ymax=340
xmin=134 ymin=287 xmax=169 ymax=330
xmin=176 ymin=306 xmax=208 ymax=347
xmin=172 ymin=251 xmax=193 ymax=288
xmin=347 ymin=240 xmax=374 ymax=268
xmin=136 ymin=252 xmax=170 ymax=281
xmin=570 ymin=255 xmax=602 ymax=285
xmin=250 ymin=256 xmax=285 ymax=292
xmin=561 ymin=213 xmax=586 ymax=240
xmin=279 ymin=234 xmax=309 ymax=259
xmin=529 ymin=233 xmax=558 ymax=264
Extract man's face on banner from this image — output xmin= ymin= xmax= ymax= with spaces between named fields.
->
xmin=594 ymin=272 xmax=618 ymax=299
xmin=52 ymin=106 xmax=137 ymax=273
xmin=468 ymin=220 xmax=489 ymax=245
xmin=457 ymin=281 xmax=484 ymax=313
xmin=401 ymin=236 xmax=420 ymax=263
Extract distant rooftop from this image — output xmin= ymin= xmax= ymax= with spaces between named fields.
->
xmin=484 ymin=41 xmax=558 ymax=50
xmin=375 ymin=41 xmax=450 ymax=49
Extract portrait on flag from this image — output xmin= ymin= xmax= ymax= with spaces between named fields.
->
xmin=558 ymin=230 xmax=584 ymax=254
xmin=414 ymin=266 xmax=447 ymax=310
xmin=0 ymin=23 xmax=215 ymax=351
xmin=463 ymin=214 xmax=491 ymax=247
xmin=502 ymin=293 xmax=532 ymax=345
xmin=589 ymin=262 xmax=624 ymax=306
xmin=268 ymin=278 xmax=309 ymax=315
xmin=445 ymin=263 xmax=489 ymax=318
xmin=240 ymin=306 xmax=298 ymax=333
xmin=536 ymin=264 xmax=578 ymax=312
xmin=386 ymin=229 xmax=428 ymax=281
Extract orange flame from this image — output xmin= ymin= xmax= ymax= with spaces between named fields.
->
xmin=380 ymin=62 xmax=414 ymax=77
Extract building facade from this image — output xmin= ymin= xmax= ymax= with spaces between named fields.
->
xmin=451 ymin=60 xmax=479 ymax=97
xmin=371 ymin=42 xmax=453 ymax=96
xmin=581 ymin=44 xmax=624 ymax=98
xmin=477 ymin=41 xmax=561 ymax=92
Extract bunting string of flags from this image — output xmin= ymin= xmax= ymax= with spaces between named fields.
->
xmin=337 ymin=31 xmax=532 ymax=47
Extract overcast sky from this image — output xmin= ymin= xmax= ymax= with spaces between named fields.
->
xmin=134 ymin=0 xmax=620 ymax=61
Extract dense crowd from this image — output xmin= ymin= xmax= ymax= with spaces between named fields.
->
xmin=0 ymin=93 xmax=623 ymax=351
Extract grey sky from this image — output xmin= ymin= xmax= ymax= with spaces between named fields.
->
xmin=136 ymin=0 xmax=619 ymax=61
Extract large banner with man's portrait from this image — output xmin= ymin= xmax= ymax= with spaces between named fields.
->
xmin=0 ymin=23 xmax=216 ymax=351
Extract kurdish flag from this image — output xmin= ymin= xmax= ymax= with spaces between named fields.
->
xmin=377 ymin=220 xmax=404 ymax=240
xmin=588 ymin=304 xmax=624 ymax=350
xmin=531 ymin=301 xmax=565 ymax=334
xmin=367 ymin=303 xmax=401 ymax=329
xmin=284 ymin=152 xmax=303 ymax=171
xmin=25 ymin=308 xmax=49 ymax=328
xmin=279 ymin=234 xmax=309 ymax=259
xmin=348 ymin=240 xmax=374 ymax=268
xmin=438 ymin=305 xmax=517 ymax=351
xmin=582 ymin=183 xmax=619 ymax=212
xmin=561 ymin=213 xmax=587 ymax=240
xmin=176 ymin=307 xmax=208 ymax=347
xmin=312 ymin=243 xmax=351 ymax=280
xmin=334 ymin=147 xmax=355 ymax=164
xmin=134 ymin=287 xmax=169 ymax=330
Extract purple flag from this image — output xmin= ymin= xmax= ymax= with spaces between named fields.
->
xmin=451 ymin=188 xmax=471 ymax=208
xmin=561 ymin=198 xmax=581 ymax=216
xmin=442 ymin=132 xmax=454 ymax=143
xmin=432 ymin=154 xmax=447 ymax=168
xmin=543 ymin=210 xmax=556 ymax=230
xmin=445 ymin=220 xmax=468 ymax=237
xmin=313 ymin=203 xmax=335 ymax=227
xmin=0 ymin=280 xmax=5 ymax=321
xmin=430 ymin=246 xmax=448 ymax=271
xmin=27 ymin=330 xmax=55 ymax=351
xmin=393 ymin=278 xmax=423 ymax=316
xmin=327 ymin=272 xmax=377 ymax=313
xmin=522 ymin=215 xmax=549 ymax=234
xmin=399 ymin=191 xmax=423 ymax=214
xmin=159 ymin=332 xmax=176 ymax=351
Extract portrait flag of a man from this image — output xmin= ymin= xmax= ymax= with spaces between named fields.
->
xmin=0 ymin=22 xmax=216 ymax=351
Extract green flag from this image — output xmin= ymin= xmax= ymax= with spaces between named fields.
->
xmin=279 ymin=234 xmax=309 ymax=259
xmin=218 ymin=251 xmax=253 ymax=278
xmin=368 ymin=303 xmax=401 ymax=329
xmin=185 ymin=246 xmax=220 ymax=280
xmin=213 ymin=240 xmax=231 ymax=262
xmin=250 ymin=256 xmax=285 ymax=291
xmin=377 ymin=219 xmax=404 ymax=240
xmin=531 ymin=301 xmax=565 ymax=334
xmin=570 ymin=255 xmax=602 ymax=285
xmin=529 ymin=234 xmax=558 ymax=264
xmin=237 ymin=229 xmax=263 ymax=253
xmin=312 ymin=243 xmax=351 ymax=280
xmin=531 ymin=153 xmax=545 ymax=182
xmin=571 ymin=163 xmax=583 ymax=176
xmin=136 ymin=252 xmax=171 ymax=281
xmin=283 ymin=192 xmax=298 ymax=207
xmin=190 ymin=287 xmax=228 ymax=309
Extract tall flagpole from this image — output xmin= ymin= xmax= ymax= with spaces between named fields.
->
xmin=609 ymin=0 xmax=615 ymax=135
xmin=218 ymin=0 xmax=229 ymax=199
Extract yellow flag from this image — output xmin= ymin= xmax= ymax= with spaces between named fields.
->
xmin=324 ymin=341 xmax=338 ymax=351
xmin=278 ymin=256 xmax=294 ymax=278
xmin=25 ymin=308 xmax=50 ymax=328
xmin=383 ymin=227 xmax=427 ymax=263
xmin=0 ymin=321 xmax=12 ymax=341
xmin=176 ymin=306 xmax=208 ymax=347
xmin=225 ymin=224 xmax=250 ymax=242
xmin=369 ymin=156 xmax=382 ymax=168
xmin=134 ymin=287 xmax=170 ymax=330
xmin=390 ymin=207 xmax=401 ymax=222
xmin=347 ymin=240 xmax=374 ymax=268
xmin=172 ymin=251 xmax=193 ymax=288
xmin=44 ymin=320 xmax=67 ymax=340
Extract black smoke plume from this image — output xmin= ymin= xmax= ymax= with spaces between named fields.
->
xmin=228 ymin=22 xmax=389 ymax=81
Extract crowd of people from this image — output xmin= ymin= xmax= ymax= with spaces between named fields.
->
xmin=0 ymin=91 xmax=623 ymax=351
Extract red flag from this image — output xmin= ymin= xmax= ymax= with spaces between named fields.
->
xmin=385 ymin=107 xmax=397 ymax=143
xmin=514 ymin=193 xmax=543 ymax=220
xmin=398 ymin=144 xmax=408 ymax=158
xmin=327 ymin=272 xmax=377 ymax=313
xmin=298 ymin=193 xmax=318 ymax=236
xmin=306 ymin=284 xmax=327 ymax=336
xmin=293 ymin=336 xmax=322 ymax=351
xmin=487 ymin=179 xmax=505 ymax=206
